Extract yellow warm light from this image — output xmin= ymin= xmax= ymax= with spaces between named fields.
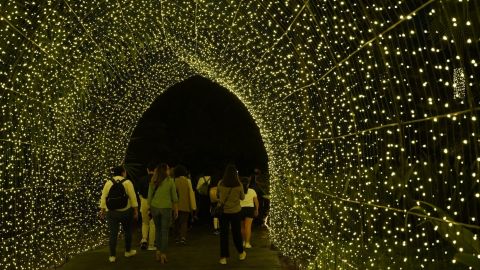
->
xmin=0 ymin=0 xmax=479 ymax=269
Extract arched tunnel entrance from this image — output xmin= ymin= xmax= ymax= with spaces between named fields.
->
xmin=125 ymin=75 xmax=268 ymax=178
xmin=1 ymin=0 xmax=480 ymax=269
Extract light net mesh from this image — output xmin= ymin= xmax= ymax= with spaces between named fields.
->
xmin=0 ymin=0 xmax=479 ymax=269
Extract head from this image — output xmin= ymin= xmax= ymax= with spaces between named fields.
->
xmin=167 ymin=164 xmax=175 ymax=177
xmin=146 ymin=161 xmax=157 ymax=175
xmin=240 ymin=176 xmax=250 ymax=193
xmin=152 ymin=163 xmax=169 ymax=185
xmin=221 ymin=164 xmax=240 ymax=187
xmin=173 ymin=165 xmax=188 ymax=178
xmin=210 ymin=177 xmax=220 ymax=188
xmin=112 ymin=165 xmax=126 ymax=177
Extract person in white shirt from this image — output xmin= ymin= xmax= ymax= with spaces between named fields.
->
xmin=99 ymin=165 xmax=139 ymax=263
xmin=239 ymin=177 xmax=259 ymax=249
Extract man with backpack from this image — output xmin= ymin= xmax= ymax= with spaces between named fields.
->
xmin=99 ymin=165 xmax=139 ymax=263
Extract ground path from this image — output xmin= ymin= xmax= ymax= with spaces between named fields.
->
xmin=56 ymin=223 xmax=287 ymax=270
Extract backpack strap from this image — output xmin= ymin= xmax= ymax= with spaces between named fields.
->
xmin=200 ymin=176 xmax=209 ymax=187
xmin=111 ymin=178 xmax=127 ymax=184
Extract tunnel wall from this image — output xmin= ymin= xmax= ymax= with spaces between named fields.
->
xmin=1 ymin=0 xmax=480 ymax=269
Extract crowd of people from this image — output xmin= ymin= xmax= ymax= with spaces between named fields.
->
xmin=98 ymin=162 xmax=266 ymax=265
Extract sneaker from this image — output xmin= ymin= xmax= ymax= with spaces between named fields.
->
xmin=245 ymin=243 xmax=252 ymax=249
xmin=239 ymin=251 xmax=246 ymax=260
xmin=140 ymin=241 xmax=147 ymax=250
xmin=179 ymin=238 xmax=186 ymax=245
xmin=213 ymin=229 xmax=220 ymax=235
xmin=125 ymin=250 xmax=137 ymax=257
xmin=147 ymin=246 xmax=157 ymax=251
xmin=219 ymin=258 xmax=227 ymax=264
xmin=108 ymin=256 xmax=116 ymax=263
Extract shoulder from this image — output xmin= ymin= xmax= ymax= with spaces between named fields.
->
xmin=103 ymin=179 xmax=113 ymax=187
xmin=123 ymin=178 xmax=134 ymax=186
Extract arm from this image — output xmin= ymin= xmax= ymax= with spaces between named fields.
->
xmin=171 ymin=179 xmax=179 ymax=219
xmin=126 ymin=180 xmax=139 ymax=219
xmin=209 ymin=187 xmax=218 ymax=203
xmin=237 ymin=177 xmax=245 ymax=200
xmin=147 ymin=183 xmax=154 ymax=205
xmin=239 ymin=186 xmax=245 ymax=201
xmin=98 ymin=180 xmax=111 ymax=219
xmin=188 ymin=179 xmax=197 ymax=211
xmin=99 ymin=181 xmax=110 ymax=209
xmin=196 ymin=177 xmax=204 ymax=191
xmin=216 ymin=181 xmax=222 ymax=199
xmin=253 ymin=196 xmax=259 ymax=217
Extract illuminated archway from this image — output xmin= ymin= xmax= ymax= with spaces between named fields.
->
xmin=0 ymin=1 xmax=479 ymax=269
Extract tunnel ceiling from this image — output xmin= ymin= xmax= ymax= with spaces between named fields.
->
xmin=1 ymin=0 xmax=480 ymax=269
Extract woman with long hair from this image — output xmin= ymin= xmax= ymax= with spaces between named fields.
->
xmin=217 ymin=164 xmax=246 ymax=265
xmin=240 ymin=177 xmax=259 ymax=248
xmin=148 ymin=163 xmax=178 ymax=263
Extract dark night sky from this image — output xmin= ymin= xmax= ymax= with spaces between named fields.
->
xmin=125 ymin=75 xmax=268 ymax=179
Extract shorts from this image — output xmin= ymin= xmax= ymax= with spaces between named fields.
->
xmin=241 ymin=207 xmax=255 ymax=219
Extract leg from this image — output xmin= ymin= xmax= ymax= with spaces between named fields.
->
xmin=140 ymin=196 xmax=150 ymax=243
xmin=174 ymin=212 xmax=181 ymax=240
xmin=106 ymin=211 xmax=120 ymax=257
xmin=241 ymin=220 xmax=246 ymax=242
xmin=219 ymin=214 xmax=230 ymax=258
xmin=159 ymin=208 xmax=172 ymax=253
xmin=213 ymin=217 xmax=219 ymax=229
xmin=244 ymin=218 xmax=254 ymax=246
xmin=230 ymin=212 xmax=244 ymax=254
xmin=120 ymin=208 xmax=134 ymax=252
xmin=179 ymin=211 xmax=189 ymax=240
xmin=151 ymin=207 xmax=162 ymax=250
xmin=148 ymin=218 xmax=156 ymax=248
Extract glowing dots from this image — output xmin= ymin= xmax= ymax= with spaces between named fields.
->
xmin=1 ymin=0 xmax=480 ymax=269
xmin=453 ymin=68 xmax=466 ymax=99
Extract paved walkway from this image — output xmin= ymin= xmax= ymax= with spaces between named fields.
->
xmin=56 ymin=223 xmax=285 ymax=270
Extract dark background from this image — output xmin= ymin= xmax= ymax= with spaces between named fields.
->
xmin=125 ymin=75 xmax=268 ymax=182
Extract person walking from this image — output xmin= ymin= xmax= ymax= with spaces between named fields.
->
xmin=173 ymin=165 xmax=196 ymax=245
xmin=136 ymin=161 xmax=156 ymax=251
xmin=217 ymin=164 xmax=246 ymax=265
xmin=196 ymin=172 xmax=211 ymax=223
xmin=240 ymin=177 xmax=259 ymax=248
xmin=148 ymin=163 xmax=179 ymax=264
xmin=99 ymin=165 xmax=138 ymax=263
xmin=209 ymin=177 xmax=221 ymax=235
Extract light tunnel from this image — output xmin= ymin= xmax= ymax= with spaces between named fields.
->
xmin=1 ymin=0 xmax=480 ymax=269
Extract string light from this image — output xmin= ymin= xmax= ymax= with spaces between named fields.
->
xmin=0 ymin=0 xmax=479 ymax=269
xmin=453 ymin=67 xmax=465 ymax=100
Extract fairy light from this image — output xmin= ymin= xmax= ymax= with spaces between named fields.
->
xmin=0 ymin=0 xmax=479 ymax=269
xmin=453 ymin=68 xmax=466 ymax=100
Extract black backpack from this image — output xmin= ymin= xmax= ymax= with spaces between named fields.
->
xmin=106 ymin=179 xmax=128 ymax=210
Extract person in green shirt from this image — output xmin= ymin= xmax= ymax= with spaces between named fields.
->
xmin=148 ymin=163 xmax=179 ymax=263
